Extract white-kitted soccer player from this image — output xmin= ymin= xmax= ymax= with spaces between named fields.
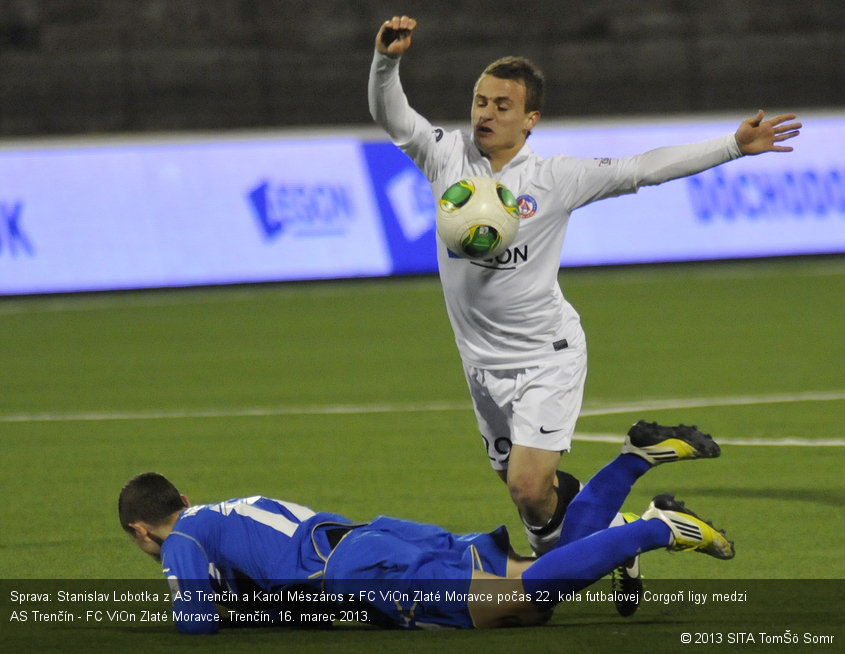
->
xmin=368 ymin=15 xmax=800 ymax=616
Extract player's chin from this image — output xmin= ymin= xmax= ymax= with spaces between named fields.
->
xmin=474 ymin=129 xmax=495 ymax=150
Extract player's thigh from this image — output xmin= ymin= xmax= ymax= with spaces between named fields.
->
xmin=463 ymin=363 xmax=516 ymax=471
xmin=511 ymin=349 xmax=587 ymax=453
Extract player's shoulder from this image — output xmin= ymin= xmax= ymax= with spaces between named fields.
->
xmin=408 ymin=123 xmax=468 ymax=152
xmin=170 ymin=501 xmax=229 ymax=533
xmin=423 ymin=125 xmax=466 ymax=150
xmin=401 ymin=121 xmax=463 ymax=152
xmin=168 ymin=505 xmax=210 ymax=536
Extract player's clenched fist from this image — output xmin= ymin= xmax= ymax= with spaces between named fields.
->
xmin=376 ymin=15 xmax=417 ymax=58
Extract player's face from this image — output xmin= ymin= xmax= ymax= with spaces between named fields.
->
xmin=472 ymin=75 xmax=538 ymax=160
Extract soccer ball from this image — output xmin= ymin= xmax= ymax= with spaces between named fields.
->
xmin=435 ymin=176 xmax=520 ymax=260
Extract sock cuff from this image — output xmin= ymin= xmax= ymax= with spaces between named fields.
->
xmin=526 ymin=471 xmax=581 ymax=537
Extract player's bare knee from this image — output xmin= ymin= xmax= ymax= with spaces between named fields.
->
xmin=507 ymin=475 xmax=551 ymax=516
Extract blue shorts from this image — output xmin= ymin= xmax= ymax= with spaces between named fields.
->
xmin=323 ymin=516 xmax=511 ymax=629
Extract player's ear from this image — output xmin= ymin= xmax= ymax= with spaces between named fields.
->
xmin=127 ymin=522 xmax=149 ymax=541
xmin=181 ymin=494 xmax=190 ymax=508
xmin=524 ymin=110 xmax=540 ymax=134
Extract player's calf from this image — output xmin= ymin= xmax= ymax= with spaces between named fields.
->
xmin=522 ymin=470 xmax=580 ymax=556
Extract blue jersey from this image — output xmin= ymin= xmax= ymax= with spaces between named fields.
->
xmin=159 ymin=496 xmax=513 ymax=633
xmin=160 ymin=496 xmax=351 ymax=634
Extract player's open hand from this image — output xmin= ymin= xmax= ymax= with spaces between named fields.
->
xmin=735 ymin=110 xmax=801 ymax=155
xmin=376 ymin=15 xmax=417 ymax=58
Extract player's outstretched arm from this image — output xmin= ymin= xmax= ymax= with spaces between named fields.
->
xmin=735 ymin=110 xmax=802 ymax=155
xmin=375 ymin=15 xmax=417 ymax=58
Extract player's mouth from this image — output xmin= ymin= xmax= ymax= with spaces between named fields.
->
xmin=475 ymin=123 xmax=494 ymax=137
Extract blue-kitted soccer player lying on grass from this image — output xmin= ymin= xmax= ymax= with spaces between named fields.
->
xmin=119 ymin=421 xmax=733 ymax=633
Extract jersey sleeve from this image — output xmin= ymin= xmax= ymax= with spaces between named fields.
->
xmin=561 ymin=133 xmax=742 ymax=211
xmin=368 ymin=51 xmax=419 ymax=145
xmin=161 ymin=532 xmax=221 ymax=635
xmin=629 ymin=133 xmax=742 ymax=187
xmin=367 ymin=50 xmax=455 ymax=183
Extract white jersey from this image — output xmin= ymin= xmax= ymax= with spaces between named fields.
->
xmin=369 ymin=52 xmax=742 ymax=368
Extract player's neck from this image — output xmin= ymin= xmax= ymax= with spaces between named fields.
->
xmin=483 ymin=142 xmax=524 ymax=172
xmin=487 ymin=149 xmax=516 ymax=173
xmin=155 ymin=509 xmax=183 ymax=541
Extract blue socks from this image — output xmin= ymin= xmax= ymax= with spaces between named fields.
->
xmin=522 ymin=519 xmax=670 ymax=603
xmin=521 ymin=453 xmax=668 ymax=606
xmin=559 ymin=453 xmax=651 ymax=545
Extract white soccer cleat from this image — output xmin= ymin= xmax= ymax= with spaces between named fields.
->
xmin=642 ymin=494 xmax=734 ymax=559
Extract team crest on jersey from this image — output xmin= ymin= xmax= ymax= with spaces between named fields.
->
xmin=517 ymin=194 xmax=537 ymax=219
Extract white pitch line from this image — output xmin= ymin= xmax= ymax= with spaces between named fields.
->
xmin=579 ymin=391 xmax=845 ymax=416
xmin=1 ymin=392 xmax=844 ymax=447
xmin=0 ymin=401 xmax=469 ymax=424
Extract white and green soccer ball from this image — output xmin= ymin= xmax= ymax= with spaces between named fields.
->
xmin=435 ymin=176 xmax=520 ymax=260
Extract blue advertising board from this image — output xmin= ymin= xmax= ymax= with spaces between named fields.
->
xmin=1 ymin=112 xmax=843 ymax=295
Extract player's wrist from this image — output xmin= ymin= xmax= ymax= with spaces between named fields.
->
xmin=729 ymin=133 xmax=744 ymax=158
xmin=375 ymin=47 xmax=401 ymax=61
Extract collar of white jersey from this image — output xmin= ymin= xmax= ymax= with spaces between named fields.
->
xmin=501 ymin=142 xmax=534 ymax=170
xmin=469 ymin=138 xmax=534 ymax=173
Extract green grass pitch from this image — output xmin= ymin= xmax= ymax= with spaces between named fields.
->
xmin=1 ymin=256 xmax=843 ymax=653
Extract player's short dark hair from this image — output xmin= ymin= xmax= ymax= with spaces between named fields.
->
xmin=481 ymin=56 xmax=545 ymax=114
xmin=118 ymin=472 xmax=185 ymax=534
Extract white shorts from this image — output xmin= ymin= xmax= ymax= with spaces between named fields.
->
xmin=462 ymin=346 xmax=587 ymax=471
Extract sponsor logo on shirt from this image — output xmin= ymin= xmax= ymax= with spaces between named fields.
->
xmin=447 ymin=244 xmax=529 ymax=270
xmin=516 ymin=194 xmax=537 ymax=219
